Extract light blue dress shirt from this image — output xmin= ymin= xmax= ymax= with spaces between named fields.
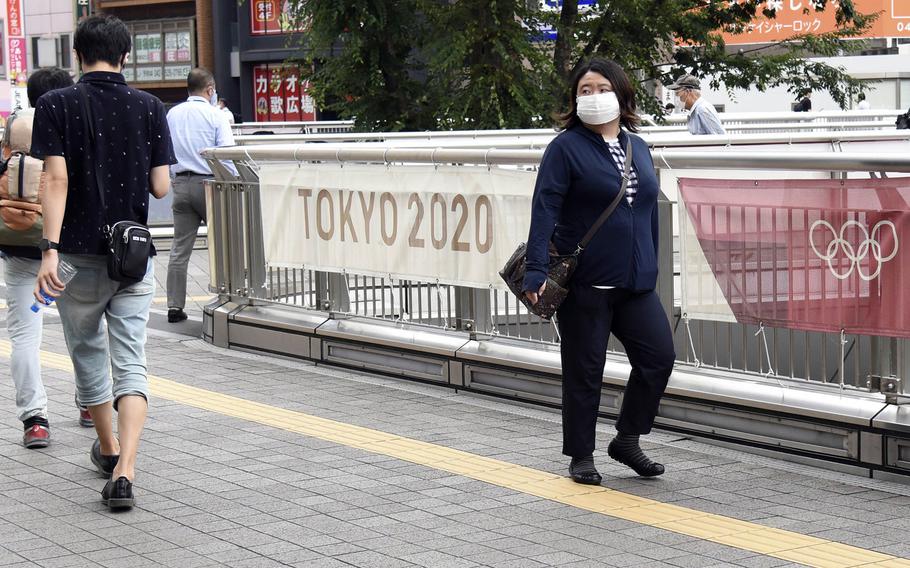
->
xmin=687 ymin=97 xmax=726 ymax=136
xmin=166 ymin=95 xmax=237 ymax=175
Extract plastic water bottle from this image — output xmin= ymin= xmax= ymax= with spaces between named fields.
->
xmin=30 ymin=260 xmax=77 ymax=313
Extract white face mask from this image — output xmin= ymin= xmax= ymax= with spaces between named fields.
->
xmin=575 ymin=92 xmax=621 ymax=125
xmin=210 ymin=88 xmax=218 ymax=106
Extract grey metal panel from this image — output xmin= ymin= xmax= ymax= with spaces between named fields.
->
xmin=664 ymin=366 xmax=886 ymax=426
xmin=861 ymin=432 xmax=884 ymax=465
xmin=693 ymin=435 xmax=873 ymax=478
xmin=316 ymin=317 xmax=470 ymax=357
xmin=456 ymin=337 xmax=562 ymax=376
xmin=656 ymin=399 xmax=858 ymax=459
xmin=871 ymin=405 xmax=910 ymax=434
xmin=463 ymin=364 xmax=623 ymax=413
xmin=886 ymin=437 xmax=910 ymax=470
xmin=231 ymin=304 xmax=328 ymax=335
xmin=210 ymin=301 xmax=242 ymax=349
xmin=449 ymin=361 xmax=465 ymax=387
xmin=457 ymin=337 xmax=885 ymax=426
xmin=322 ymin=340 xmax=449 ymax=384
xmin=229 ymin=323 xmax=311 ymax=359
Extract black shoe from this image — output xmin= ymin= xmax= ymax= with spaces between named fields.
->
xmin=102 ymin=476 xmax=134 ymax=510
xmin=607 ymin=438 xmax=665 ymax=477
xmin=91 ymin=439 xmax=120 ymax=478
xmin=167 ymin=308 xmax=188 ymax=323
xmin=568 ymin=456 xmax=603 ymax=485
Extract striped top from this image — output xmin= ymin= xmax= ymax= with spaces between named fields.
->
xmin=604 ymin=137 xmax=638 ymax=205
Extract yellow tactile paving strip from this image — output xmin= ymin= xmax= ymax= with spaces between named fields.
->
xmin=1 ymin=339 xmax=908 ymax=568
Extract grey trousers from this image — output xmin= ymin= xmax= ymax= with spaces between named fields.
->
xmin=167 ymin=174 xmax=207 ymax=310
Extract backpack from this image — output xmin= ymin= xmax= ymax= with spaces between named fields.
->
xmin=0 ymin=108 xmax=45 ymax=247
xmin=897 ymin=111 xmax=910 ymax=130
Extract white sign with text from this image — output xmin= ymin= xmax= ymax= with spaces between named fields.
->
xmin=258 ymin=163 xmax=535 ymax=288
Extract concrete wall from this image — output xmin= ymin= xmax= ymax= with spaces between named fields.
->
xmin=24 ymin=0 xmax=75 ymax=75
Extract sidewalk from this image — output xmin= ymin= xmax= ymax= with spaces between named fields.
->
xmin=0 ymin=250 xmax=909 ymax=567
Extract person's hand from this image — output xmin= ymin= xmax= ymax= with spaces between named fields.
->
xmin=524 ymin=281 xmax=547 ymax=306
xmin=33 ymin=253 xmax=64 ymax=305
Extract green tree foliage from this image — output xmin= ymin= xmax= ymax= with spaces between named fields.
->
xmin=286 ymin=0 xmax=875 ymax=130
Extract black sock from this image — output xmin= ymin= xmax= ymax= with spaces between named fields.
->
xmin=613 ymin=433 xmax=640 ymax=451
xmin=23 ymin=416 xmax=49 ymax=429
xmin=570 ymin=455 xmax=598 ymax=474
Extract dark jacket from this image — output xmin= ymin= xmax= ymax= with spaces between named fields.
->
xmin=522 ymin=125 xmax=660 ymax=293
xmin=794 ymin=97 xmax=812 ymax=112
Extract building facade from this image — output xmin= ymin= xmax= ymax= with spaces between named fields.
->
xmin=213 ymin=0 xmax=329 ymax=124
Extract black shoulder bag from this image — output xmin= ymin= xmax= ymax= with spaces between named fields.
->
xmin=77 ymin=84 xmax=152 ymax=283
xmin=499 ymin=138 xmax=633 ymax=320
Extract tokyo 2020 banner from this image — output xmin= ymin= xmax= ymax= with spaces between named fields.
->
xmin=679 ymin=178 xmax=910 ymax=338
xmin=258 ymin=164 xmax=533 ymax=289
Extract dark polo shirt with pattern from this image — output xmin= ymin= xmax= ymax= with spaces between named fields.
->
xmin=30 ymin=71 xmax=176 ymax=255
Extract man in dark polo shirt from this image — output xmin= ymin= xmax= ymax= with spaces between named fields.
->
xmin=31 ymin=15 xmax=175 ymax=510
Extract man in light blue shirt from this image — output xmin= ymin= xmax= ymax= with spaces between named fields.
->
xmin=667 ymin=74 xmax=726 ymax=136
xmin=165 ymin=68 xmax=235 ymax=323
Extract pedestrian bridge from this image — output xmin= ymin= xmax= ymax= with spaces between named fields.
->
xmin=200 ymin=119 xmax=910 ymax=483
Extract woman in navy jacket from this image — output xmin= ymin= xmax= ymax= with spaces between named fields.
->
xmin=523 ymin=59 xmax=675 ymax=484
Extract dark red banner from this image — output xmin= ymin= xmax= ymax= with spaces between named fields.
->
xmin=679 ymin=178 xmax=910 ymax=338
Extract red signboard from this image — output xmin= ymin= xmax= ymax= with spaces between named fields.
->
xmin=7 ymin=0 xmax=23 ymax=37
xmin=283 ymin=68 xmax=301 ymax=121
xmin=679 ymin=178 xmax=910 ymax=338
xmin=250 ymin=0 xmax=305 ymax=35
xmin=268 ymin=66 xmax=286 ymax=121
xmin=253 ymin=65 xmax=270 ymax=122
xmin=300 ymin=80 xmax=316 ymax=121
xmin=8 ymin=37 xmax=27 ymax=87
xmin=723 ymin=0 xmax=910 ymax=44
xmin=252 ymin=64 xmax=318 ymax=122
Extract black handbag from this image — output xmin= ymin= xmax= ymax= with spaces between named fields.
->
xmin=77 ymin=85 xmax=151 ymax=283
xmin=499 ymin=138 xmax=633 ymax=320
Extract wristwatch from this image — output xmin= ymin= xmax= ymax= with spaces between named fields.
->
xmin=38 ymin=239 xmax=60 ymax=251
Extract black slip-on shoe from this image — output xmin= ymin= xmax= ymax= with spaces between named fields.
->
xmin=607 ymin=439 xmax=665 ymax=477
xmin=568 ymin=456 xmax=603 ymax=485
xmin=91 ymin=439 xmax=120 ymax=478
xmin=167 ymin=308 xmax=188 ymax=323
xmin=102 ymin=476 xmax=134 ymax=510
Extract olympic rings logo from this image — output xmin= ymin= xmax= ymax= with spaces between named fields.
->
xmin=809 ymin=220 xmax=899 ymax=281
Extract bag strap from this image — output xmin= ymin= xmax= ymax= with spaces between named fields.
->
xmin=76 ymin=84 xmax=111 ymax=231
xmin=574 ymin=137 xmax=634 ymax=255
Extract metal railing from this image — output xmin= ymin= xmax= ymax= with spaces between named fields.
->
xmin=231 ymin=120 xmax=354 ymax=136
xmin=202 ymin=140 xmax=910 ymax=396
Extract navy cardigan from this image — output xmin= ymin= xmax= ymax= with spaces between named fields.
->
xmin=522 ymin=125 xmax=660 ymax=293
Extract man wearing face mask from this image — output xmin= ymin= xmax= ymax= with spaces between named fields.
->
xmin=667 ymin=74 xmax=725 ymax=135
xmin=165 ymin=68 xmax=236 ymax=323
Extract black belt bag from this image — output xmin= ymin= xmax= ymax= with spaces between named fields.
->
xmin=104 ymin=220 xmax=152 ymax=282
xmin=78 ymin=85 xmax=150 ymax=283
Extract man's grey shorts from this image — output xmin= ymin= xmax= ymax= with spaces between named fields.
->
xmin=57 ymin=254 xmax=154 ymax=408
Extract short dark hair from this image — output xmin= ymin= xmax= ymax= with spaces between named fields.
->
xmin=187 ymin=68 xmax=215 ymax=94
xmin=27 ymin=67 xmax=74 ymax=106
xmin=73 ymin=15 xmax=131 ymax=67
xmin=557 ymin=58 xmax=640 ymax=133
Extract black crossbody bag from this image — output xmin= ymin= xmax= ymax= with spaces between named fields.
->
xmin=499 ymin=138 xmax=633 ymax=320
xmin=77 ymin=85 xmax=152 ymax=283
